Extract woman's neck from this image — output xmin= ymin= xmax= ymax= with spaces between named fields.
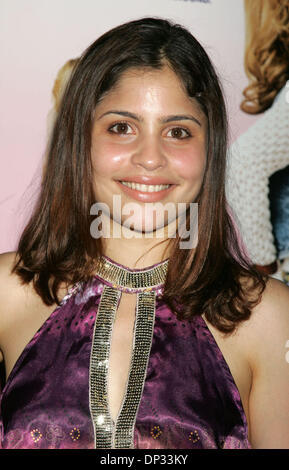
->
xmin=98 ymin=214 xmax=175 ymax=269
xmin=102 ymin=233 xmax=171 ymax=270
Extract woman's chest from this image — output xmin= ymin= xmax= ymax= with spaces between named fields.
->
xmin=1 ymin=289 xmax=251 ymax=449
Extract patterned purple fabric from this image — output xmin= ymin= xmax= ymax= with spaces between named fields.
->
xmin=0 ymin=275 xmax=251 ymax=449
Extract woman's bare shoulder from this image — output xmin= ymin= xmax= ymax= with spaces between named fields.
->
xmin=0 ymin=250 xmax=69 ymax=303
xmin=0 ymin=251 xmax=26 ymax=297
xmin=242 ymin=277 xmax=289 ymax=448
xmin=213 ymin=276 xmax=289 ymax=448
xmin=0 ymin=251 xmax=29 ymax=323
xmin=235 ymin=277 xmax=289 ymax=357
xmin=236 ymin=277 xmax=289 ymax=343
xmin=244 ymin=277 xmax=289 ymax=347
xmin=213 ymin=276 xmax=289 ymax=372
xmin=0 ymin=251 xmax=29 ymax=358
xmin=0 ymin=251 xmax=69 ymax=364
xmin=0 ymin=250 xmax=18 ymax=273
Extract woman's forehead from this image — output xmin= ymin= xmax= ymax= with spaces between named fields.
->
xmin=103 ymin=65 xmax=185 ymax=93
xmin=94 ymin=65 xmax=205 ymax=119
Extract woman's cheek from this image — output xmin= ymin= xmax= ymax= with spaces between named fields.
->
xmin=170 ymin=145 xmax=206 ymax=180
xmin=91 ymin=140 xmax=130 ymax=173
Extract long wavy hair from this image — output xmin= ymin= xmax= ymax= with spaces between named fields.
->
xmin=241 ymin=0 xmax=289 ymax=114
xmin=11 ymin=17 xmax=266 ymax=334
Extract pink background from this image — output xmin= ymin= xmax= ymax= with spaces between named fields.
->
xmin=0 ymin=0 xmax=259 ymax=253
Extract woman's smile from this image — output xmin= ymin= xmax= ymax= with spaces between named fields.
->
xmin=115 ymin=175 xmax=177 ymax=203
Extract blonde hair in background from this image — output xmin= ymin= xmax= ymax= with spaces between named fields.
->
xmin=46 ymin=58 xmax=79 ymax=136
xmin=52 ymin=58 xmax=79 ymax=111
xmin=241 ymin=0 xmax=289 ymax=114
xmin=43 ymin=58 xmax=79 ymax=177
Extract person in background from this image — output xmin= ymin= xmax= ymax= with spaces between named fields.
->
xmin=226 ymin=0 xmax=289 ymax=283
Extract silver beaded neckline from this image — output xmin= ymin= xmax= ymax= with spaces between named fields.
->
xmin=89 ymin=256 xmax=168 ymax=448
xmin=93 ymin=256 xmax=169 ymax=293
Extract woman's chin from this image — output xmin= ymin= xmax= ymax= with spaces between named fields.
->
xmin=119 ymin=219 xmax=169 ymax=238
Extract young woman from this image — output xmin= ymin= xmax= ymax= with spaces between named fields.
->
xmin=0 ymin=17 xmax=288 ymax=450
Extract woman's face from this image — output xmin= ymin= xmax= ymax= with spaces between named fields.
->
xmin=90 ymin=65 xmax=207 ymax=235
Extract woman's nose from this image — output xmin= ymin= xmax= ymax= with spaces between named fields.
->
xmin=130 ymin=137 xmax=167 ymax=171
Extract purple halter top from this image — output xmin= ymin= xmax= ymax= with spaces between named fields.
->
xmin=0 ymin=256 xmax=251 ymax=449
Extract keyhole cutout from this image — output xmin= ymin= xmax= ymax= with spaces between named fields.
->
xmin=107 ymin=292 xmax=137 ymax=423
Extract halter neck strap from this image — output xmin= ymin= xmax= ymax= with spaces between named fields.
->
xmin=93 ymin=255 xmax=169 ymax=293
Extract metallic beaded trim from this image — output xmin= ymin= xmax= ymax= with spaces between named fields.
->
xmin=89 ymin=286 xmax=121 ymax=448
xmin=89 ymin=285 xmax=156 ymax=448
xmin=94 ymin=256 xmax=168 ymax=293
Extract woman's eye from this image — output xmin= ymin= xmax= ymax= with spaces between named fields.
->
xmin=167 ymin=127 xmax=191 ymax=139
xmin=108 ymin=122 xmax=133 ymax=135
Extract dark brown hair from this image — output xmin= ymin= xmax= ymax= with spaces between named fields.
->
xmin=241 ymin=0 xmax=289 ymax=114
xmin=12 ymin=17 xmax=266 ymax=334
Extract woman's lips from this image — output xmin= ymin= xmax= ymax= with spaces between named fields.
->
xmin=115 ymin=180 xmax=177 ymax=202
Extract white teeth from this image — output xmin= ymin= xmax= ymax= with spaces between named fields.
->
xmin=120 ymin=181 xmax=171 ymax=192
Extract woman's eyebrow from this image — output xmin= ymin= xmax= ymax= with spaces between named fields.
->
xmin=97 ymin=110 xmax=201 ymax=127
xmin=161 ymin=114 xmax=201 ymax=127
xmin=97 ymin=110 xmax=143 ymax=121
